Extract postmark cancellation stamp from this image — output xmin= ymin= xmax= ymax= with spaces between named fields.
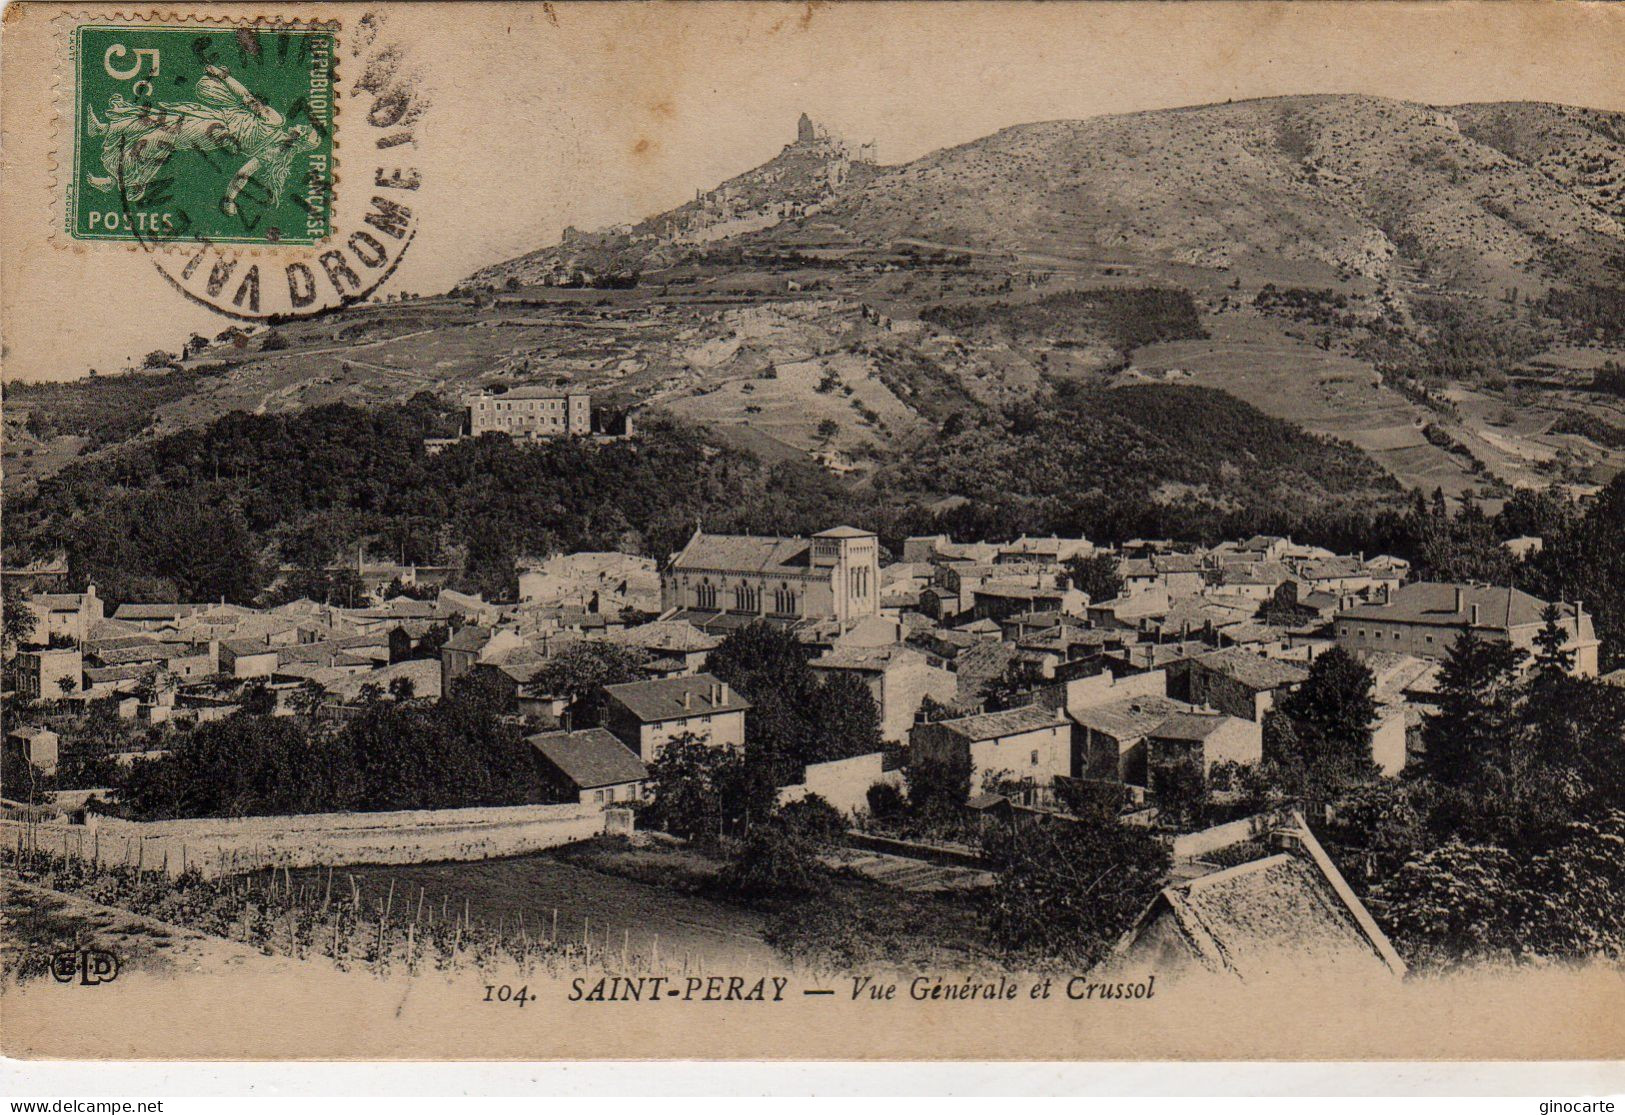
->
xmin=53 ymin=10 xmax=423 ymax=320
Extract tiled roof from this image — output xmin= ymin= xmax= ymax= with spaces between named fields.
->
xmin=603 ymin=673 xmax=751 ymax=722
xmin=1296 ymin=557 xmax=1367 ymax=580
xmin=30 ymin=593 xmax=92 ymax=611
xmin=1140 ymin=843 xmax=1405 ymax=980
xmin=113 ymin=603 xmax=211 ymax=620
xmin=1195 ymin=648 xmax=1309 ymax=691
xmin=220 ymin=637 xmax=282 ymax=658
xmin=442 ymin=625 xmax=492 ymax=652
xmin=1151 ymin=711 xmax=1234 ymax=742
xmin=1221 ymin=562 xmax=1292 ymax=586
xmin=1072 ymin=695 xmax=1193 ymax=740
xmin=1338 ymin=582 xmax=1560 ymax=629
xmin=1154 ymin=554 xmax=1204 ymax=574
xmin=528 ymin=727 xmax=647 ymax=789
xmin=935 ymin=703 xmax=1063 ymax=742
xmin=92 ymin=643 xmax=203 ymax=666
xmin=603 ymin=620 xmax=720 ymax=653
xmin=811 ymin=645 xmax=926 ymax=672
xmin=83 ymin=663 xmax=156 ymax=684
xmin=495 ymin=385 xmax=586 ymax=400
xmin=671 ymin=531 xmax=815 ymax=575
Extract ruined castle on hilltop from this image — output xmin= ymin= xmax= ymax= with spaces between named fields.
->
xmin=655 ymin=114 xmax=878 ymax=245
xmin=795 ymin=113 xmax=878 ymax=164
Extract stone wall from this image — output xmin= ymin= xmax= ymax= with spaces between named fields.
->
xmin=4 ymin=801 xmax=615 ymax=879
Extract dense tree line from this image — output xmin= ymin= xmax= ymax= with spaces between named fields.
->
xmin=3 ymin=398 xmax=877 ymax=605
xmin=115 ymin=680 xmax=542 ymax=820
xmin=920 ymin=287 xmax=1208 ymax=354
xmin=886 ymin=382 xmax=1412 ymax=551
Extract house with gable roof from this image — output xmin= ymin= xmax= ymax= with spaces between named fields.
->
xmin=1335 ymin=582 xmax=1599 ymax=676
xmin=1115 ymin=812 xmax=1406 ymax=983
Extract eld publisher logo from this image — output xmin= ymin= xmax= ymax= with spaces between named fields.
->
xmin=51 ymin=949 xmax=119 ymax=986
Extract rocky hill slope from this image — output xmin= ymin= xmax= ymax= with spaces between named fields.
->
xmin=470 ymin=96 xmax=1625 ymax=299
xmin=9 ymin=97 xmax=1625 ymax=505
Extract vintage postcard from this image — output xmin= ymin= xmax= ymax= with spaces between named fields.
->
xmin=2 ymin=0 xmax=1624 ymax=1064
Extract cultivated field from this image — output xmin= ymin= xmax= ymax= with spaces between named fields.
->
xmin=268 ymin=851 xmax=779 ymax=971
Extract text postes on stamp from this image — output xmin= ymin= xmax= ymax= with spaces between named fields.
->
xmin=70 ymin=24 xmax=336 ymax=247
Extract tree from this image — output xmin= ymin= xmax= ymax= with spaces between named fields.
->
xmin=1 ymin=752 xmax=53 ymax=804
xmin=1370 ymin=840 xmax=1528 ymax=968
xmin=1062 ymin=552 xmax=1124 ymax=603
xmin=1271 ymin=646 xmax=1380 ymax=794
xmin=530 ymin=641 xmax=647 ymax=726
xmin=1372 ymin=811 xmax=1625 ymax=969
xmin=717 ymin=816 xmax=831 ymax=906
xmin=1321 ymin=780 xmax=1429 ymax=889
xmin=388 ymin=675 xmax=418 ymax=702
xmin=904 ymin=749 xmax=972 ymax=828
xmin=1422 ymin=632 xmax=1527 ymax=786
xmin=810 ymin=671 xmax=883 ymax=763
xmin=239 ymin=679 xmax=276 ymax=716
xmin=980 ymin=659 xmax=1046 ymax=713
xmin=641 ymin=733 xmax=736 ymax=840
xmin=288 ymin=679 xmax=327 ymax=720
xmin=982 ymin=815 xmax=1170 ymax=969
xmin=2 ymin=579 xmax=38 ymax=648
xmin=707 ymin=621 xmax=880 ymax=784
xmin=1281 ymin=647 xmax=1378 ymax=759
xmin=1152 ymin=757 xmax=1207 ymax=830
xmin=865 ymin=780 xmax=906 ymax=822
xmin=55 ymin=675 xmax=79 ymax=700
xmin=1532 ymin=602 xmax=1575 ymax=678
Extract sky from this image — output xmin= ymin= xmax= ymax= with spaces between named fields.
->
xmin=5 ymin=0 xmax=1625 ymax=382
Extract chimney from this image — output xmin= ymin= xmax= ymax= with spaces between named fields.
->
xmin=1453 ymin=586 xmax=1465 ymax=614
xmin=561 ymin=706 xmax=574 ymax=732
xmin=1469 ymin=603 xmax=1481 ymax=626
xmin=682 ymin=691 xmax=692 ymax=711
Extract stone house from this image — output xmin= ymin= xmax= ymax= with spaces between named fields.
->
xmin=1335 ymin=582 xmax=1600 ymax=677
xmin=908 ymin=704 xmax=1072 ymax=796
xmin=1183 ymin=648 xmax=1309 ymax=722
xmin=527 ymin=727 xmax=648 ymax=806
xmin=23 ymin=585 xmax=104 ymax=646
xmin=602 ymin=673 xmax=750 ymax=763
xmin=662 ymin=526 xmax=880 ymax=626
xmin=809 ymin=644 xmax=956 ymax=743
xmin=13 ymin=645 xmax=83 ymax=701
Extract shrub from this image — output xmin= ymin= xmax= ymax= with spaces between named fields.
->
xmin=865 ymin=781 xmax=906 ymax=821
xmin=778 ymin=794 xmax=846 ymax=843
xmin=716 ymin=820 xmax=830 ymax=906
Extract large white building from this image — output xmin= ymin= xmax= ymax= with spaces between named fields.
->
xmin=466 ymin=388 xmax=591 ymax=439
xmin=661 ymin=526 xmax=881 ymax=625
xmin=1335 ymin=582 xmax=1599 ymax=677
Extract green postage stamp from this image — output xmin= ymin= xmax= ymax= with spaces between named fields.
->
xmin=68 ymin=23 xmax=336 ymax=246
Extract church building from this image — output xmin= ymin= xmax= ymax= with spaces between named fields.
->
xmin=661 ymin=527 xmax=880 ymax=625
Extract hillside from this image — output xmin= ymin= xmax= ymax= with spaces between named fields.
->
xmin=7 ymin=96 xmax=1625 ymax=507
xmin=1 ymin=389 xmax=1409 ymax=607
